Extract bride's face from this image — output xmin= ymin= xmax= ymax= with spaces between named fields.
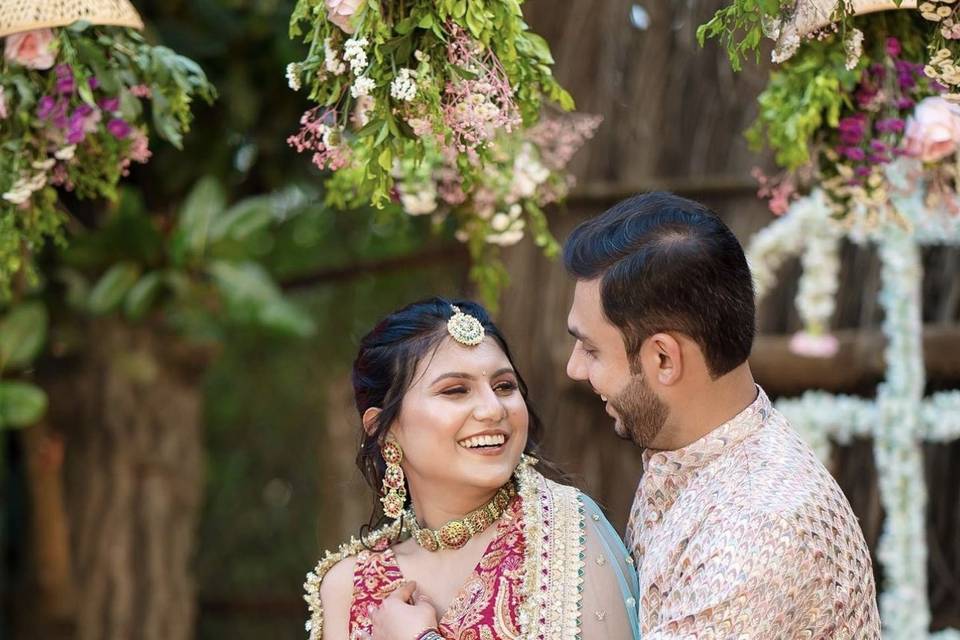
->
xmin=391 ymin=336 xmax=528 ymax=497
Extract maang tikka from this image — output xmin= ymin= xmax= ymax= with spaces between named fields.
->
xmin=380 ymin=438 xmax=406 ymax=519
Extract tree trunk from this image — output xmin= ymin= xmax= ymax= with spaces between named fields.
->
xmin=20 ymin=319 xmax=210 ymax=640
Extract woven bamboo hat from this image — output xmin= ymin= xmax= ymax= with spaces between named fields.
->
xmin=772 ymin=0 xmax=918 ymax=62
xmin=0 ymin=0 xmax=143 ymax=38
xmin=781 ymin=0 xmax=918 ymax=40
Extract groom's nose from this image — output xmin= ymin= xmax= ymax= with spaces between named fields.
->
xmin=566 ymin=348 xmax=587 ymax=382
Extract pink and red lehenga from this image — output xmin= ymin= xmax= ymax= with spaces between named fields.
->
xmin=303 ymin=461 xmax=641 ymax=640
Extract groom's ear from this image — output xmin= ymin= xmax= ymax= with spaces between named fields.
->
xmin=649 ymin=332 xmax=682 ymax=386
xmin=362 ymin=407 xmax=383 ymax=436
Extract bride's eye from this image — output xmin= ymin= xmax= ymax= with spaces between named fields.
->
xmin=494 ymin=381 xmax=517 ymax=393
xmin=440 ymin=386 xmax=467 ymax=396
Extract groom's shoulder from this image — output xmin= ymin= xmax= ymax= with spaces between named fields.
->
xmin=707 ymin=410 xmax=854 ymax=523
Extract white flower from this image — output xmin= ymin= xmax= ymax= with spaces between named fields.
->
xmin=309 ymin=123 xmax=335 ymax=148
xmin=510 ymin=144 xmax=550 ymax=198
xmin=32 ymin=158 xmax=55 ymax=171
xmin=390 ymin=68 xmax=417 ymax=102
xmin=350 ymin=76 xmax=376 ymax=98
xmin=286 ymin=63 xmax=302 ymax=91
xmin=490 ymin=212 xmax=511 ymax=232
xmin=844 ymin=28 xmax=864 ymax=71
xmin=323 ymin=38 xmax=346 ymax=75
xmin=399 ymin=183 xmax=437 ymax=215
xmin=2 ymin=185 xmax=31 ymax=205
xmin=2 ymin=172 xmax=46 ymax=205
xmin=414 ymin=49 xmax=428 ymax=62
xmin=486 ymin=229 xmax=525 ymax=246
xmin=343 ymin=37 xmax=369 ymax=76
xmin=54 ymin=145 xmax=76 ymax=161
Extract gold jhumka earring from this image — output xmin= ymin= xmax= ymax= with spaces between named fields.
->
xmin=380 ymin=438 xmax=406 ymax=519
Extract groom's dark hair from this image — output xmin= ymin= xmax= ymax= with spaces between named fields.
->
xmin=563 ymin=191 xmax=755 ymax=378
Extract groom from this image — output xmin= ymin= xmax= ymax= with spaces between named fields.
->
xmin=562 ymin=191 xmax=880 ymax=637
xmin=372 ymin=192 xmax=881 ymax=638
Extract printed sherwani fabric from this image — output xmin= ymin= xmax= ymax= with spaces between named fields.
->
xmin=626 ymin=387 xmax=881 ymax=639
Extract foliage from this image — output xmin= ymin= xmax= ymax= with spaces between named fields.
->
xmin=702 ymin=6 xmax=960 ymax=222
xmin=745 ymin=42 xmax=860 ymax=171
xmin=696 ymin=0 xmax=792 ymax=71
xmin=0 ymin=22 xmax=215 ymax=300
xmin=286 ymin=0 xmax=594 ymax=305
xmin=0 ymin=178 xmax=319 ymax=431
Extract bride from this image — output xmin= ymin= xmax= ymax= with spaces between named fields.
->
xmin=304 ymin=298 xmax=639 ymax=640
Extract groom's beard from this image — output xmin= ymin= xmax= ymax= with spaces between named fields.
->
xmin=608 ymin=370 xmax=668 ymax=448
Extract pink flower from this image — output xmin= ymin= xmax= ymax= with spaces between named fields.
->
xmin=903 ymin=97 xmax=960 ymax=162
xmin=120 ymin=129 xmax=152 ymax=176
xmin=130 ymin=84 xmax=152 ymax=98
xmin=0 ymin=87 xmax=7 ymax=120
xmin=788 ymin=331 xmax=839 ymax=359
xmin=4 ymin=28 xmax=56 ymax=70
xmin=325 ymin=0 xmax=363 ymax=34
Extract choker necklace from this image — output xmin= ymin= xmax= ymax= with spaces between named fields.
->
xmin=410 ymin=482 xmax=517 ymax=551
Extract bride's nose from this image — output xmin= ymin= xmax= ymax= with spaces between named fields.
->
xmin=472 ymin=385 xmax=506 ymax=422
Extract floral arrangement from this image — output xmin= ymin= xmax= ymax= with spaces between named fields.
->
xmin=700 ymin=6 xmax=960 ymax=225
xmin=286 ymin=0 xmax=597 ymax=303
xmin=0 ymin=22 xmax=214 ymax=300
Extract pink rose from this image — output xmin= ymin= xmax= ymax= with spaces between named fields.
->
xmin=903 ymin=96 xmax=960 ymax=163
xmin=326 ymin=0 xmax=363 ymax=33
xmin=4 ymin=28 xmax=56 ymax=70
xmin=788 ymin=331 xmax=839 ymax=359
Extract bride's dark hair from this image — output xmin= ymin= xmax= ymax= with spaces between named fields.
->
xmin=351 ymin=297 xmax=553 ymax=533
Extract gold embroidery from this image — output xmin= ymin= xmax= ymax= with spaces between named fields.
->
xmin=307 ymin=461 xmax=589 ymax=640
xmin=303 ymin=515 xmax=409 ymax=640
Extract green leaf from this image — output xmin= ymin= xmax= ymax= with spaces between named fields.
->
xmin=208 ymin=261 xmax=316 ymax=337
xmin=209 ymin=197 xmax=274 ymax=244
xmin=378 ymin=147 xmax=393 ymax=171
xmin=124 ymin=271 xmax=163 ymax=320
xmin=56 ymin=268 xmax=90 ymax=311
xmin=0 ymin=302 xmax=48 ymax=370
xmin=0 ymin=381 xmax=48 ymax=429
xmin=88 ymin=262 xmax=142 ymax=315
xmin=175 ymin=176 xmax=227 ymax=259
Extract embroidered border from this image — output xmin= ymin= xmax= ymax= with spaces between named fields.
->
xmin=303 ymin=515 xmax=408 ymax=640
xmin=516 ymin=462 xmax=586 ymax=640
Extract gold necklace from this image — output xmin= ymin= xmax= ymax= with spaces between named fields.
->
xmin=409 ymin=482 xmax=517 ymax=551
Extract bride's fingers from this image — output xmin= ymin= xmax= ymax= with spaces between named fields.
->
xmin=388 ymin=580 xmax=418 ymax=603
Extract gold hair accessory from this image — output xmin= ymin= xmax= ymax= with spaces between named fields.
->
xmin=380 ymin=439 xmax=406 ymax=519
xmin=410 ymin=482 xmax=516 ymax=551
xmin=447 ymin=305 xmax=484 ymax=346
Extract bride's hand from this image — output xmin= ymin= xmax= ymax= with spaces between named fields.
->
xmin=370 ymin=581 xmax=439 ymax=640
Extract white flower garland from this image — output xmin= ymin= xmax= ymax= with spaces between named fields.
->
xmin=747 ymin=175 xmax=960 ymax=639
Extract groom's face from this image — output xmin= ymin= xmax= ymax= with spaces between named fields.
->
xmin=566 ymin=279 xmax=668 ymax=445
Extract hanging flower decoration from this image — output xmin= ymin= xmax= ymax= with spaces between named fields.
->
xmin=700 ymin=3 xmax=960 ymax=225
xmin=0 ymin=21 xmax=215 ymax=300
xmin=286 ymin=0 xmax=598 ymax=304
